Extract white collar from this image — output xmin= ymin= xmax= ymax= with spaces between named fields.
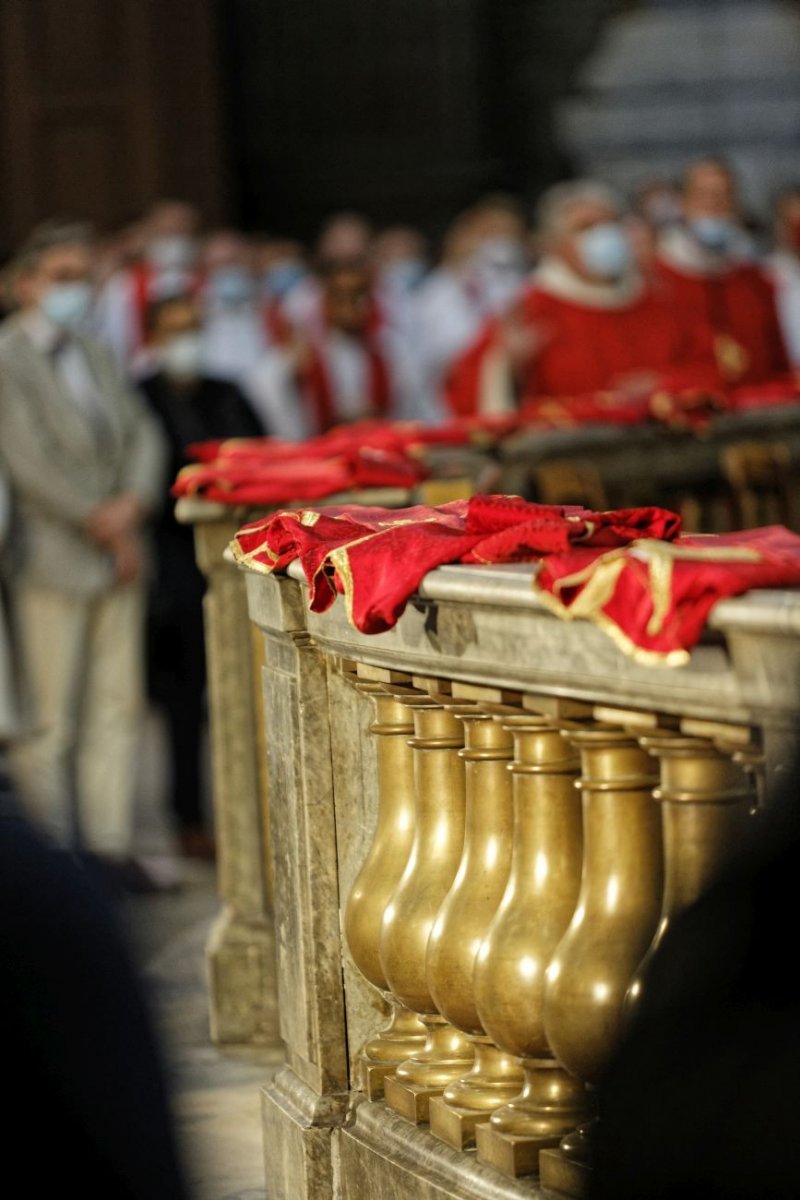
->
xmin=533 ymin=256 xmax=644 ymax=310
xmin=769 ymin=248 xmax=800 ymax=278
xmin=657 ymin=225 xmax=746 ymax=278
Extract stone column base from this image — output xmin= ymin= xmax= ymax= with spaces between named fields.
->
xmin=262 ymin=1068 xmax=351 ymax=1200
xmin=206 ymin=906 xmax=279 ymax=1045
xmin=334 ymin=1099 xmax=547 ymax=1199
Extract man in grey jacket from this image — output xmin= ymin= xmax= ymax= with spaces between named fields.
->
xmin=0 ymin=220 xmax=166 ymax=866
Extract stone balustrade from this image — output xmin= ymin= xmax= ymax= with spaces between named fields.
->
xmin=176 ymin=478 xmax=471 ymax=1047
xmin=235 ymin=548 xmax=798 ymax=1199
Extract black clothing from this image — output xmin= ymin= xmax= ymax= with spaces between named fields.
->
xmin=1 ymin=795 xmax=190 ymax=1198
xmin=139 ymin=372 xmax=262 ymax=830
xmin=591 ymin=794 xmax=800 ymax=1200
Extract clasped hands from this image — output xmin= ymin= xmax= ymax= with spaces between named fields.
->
xmin=85 ymin=492 xmax=145 ymax=584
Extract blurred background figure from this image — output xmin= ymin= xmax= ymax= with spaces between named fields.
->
xmin=769 ymin=183 xmax=800 ymax=370
xmin=269 ymin=211 xmax=375 ymax=341
xmin=139 ymin=295 xmax=262 ymax=858
xmin=199 ymin=228 xmax=269 ymax=386
xmin=256 ymin=237 xmax=313 ymax=339
xmin=371 ymin=225 xmax=429 ymax=420
xmin=317 ymin=210 xmax=374 ymax=268
xmin=95 ymin=199 xmax=202 ymax=371
xmin=446 ymin=180 xmax=716 ymax=415
xmin=634 ymin=177 xmax=683 ymax=234
xmin=245 ymin=259 xmax=391 ymax=436
xmin=0 ymin=469 xmax=22 ymax=749
xmin=414 ymin=196 xmax=530 ymax=421
xmin=0 ymin=221 xmax=166 ymax=884
xmin=655 ymin=158 xmax=789 ymax=387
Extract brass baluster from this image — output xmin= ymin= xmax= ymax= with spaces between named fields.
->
xmin=540 ymin=726 xmax=663 ymax=1198
xmin=474 ymin=713 xmax=588 ymax=1177
xmin=426 ymin=706 xmax=524 ymax=1150
xmin=627 ymin=732 xmax=755 ymax=1009
xmin=343 ymin=671 xmax=429 ymax=1098
xmin=381 ymin=690 xmax=476 ymax=1123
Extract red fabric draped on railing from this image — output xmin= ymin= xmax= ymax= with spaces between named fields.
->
xmin=229 ymin=495 xmax=800 ymax=664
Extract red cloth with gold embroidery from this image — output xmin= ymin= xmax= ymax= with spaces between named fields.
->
xmin=230 ymin=495 xmax=681 ymax=634
xmin=535 ymin=526 xmax=800 ymax=664
xmin=172 ymin=417 xmax=524 ymax=506
xmin=231 ymin=496 xmax=800 ymax=661
xmin=172 ymin=444 xmax=426 ymax=506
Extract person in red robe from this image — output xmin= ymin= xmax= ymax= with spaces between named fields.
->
xmin=445 ymin=181 xmax=719 ymax=418
xmin=655 ymin=158 xmax=790 ymax=387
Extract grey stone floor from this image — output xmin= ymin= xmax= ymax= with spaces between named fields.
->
xmin=124 ymin=711 xmax=282 ymax=1200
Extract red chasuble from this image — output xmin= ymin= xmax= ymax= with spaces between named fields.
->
xmin=536 ymin=526 xmax=800 ymax=665
xmin=230 ymin=496 xmax=680 ymax=634
xmin=231 ymin=496 xmax=800 ymax=662
xmin=172 ymin=443 xmax=425 ymax=506
xmin=654 ymin=258 xmax=790 ymax=387
xmin=445 ymin=285 xmax=719 ymax=416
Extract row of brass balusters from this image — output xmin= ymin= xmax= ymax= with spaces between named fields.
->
xmin=342 ymin=665 xmax=758 ymax=1195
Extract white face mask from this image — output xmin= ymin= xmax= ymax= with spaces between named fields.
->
xmin=158 ymin=332 xmax=203 ymax=380
xmin=575 ymin=222 xmax=632 ymax=280
xmin=146 ymin=234 xmax=196 ymax=273
xmin=40 ymin=280 xmax=93 ymax=329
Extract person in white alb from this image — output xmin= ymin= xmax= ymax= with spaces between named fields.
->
xmin=198 ymin=229 xmax=271 ymax=386
xmin=93 ymin=199 xmax=202 ymax=373
xmin=244 ymin=260 xmax=392 ymax=438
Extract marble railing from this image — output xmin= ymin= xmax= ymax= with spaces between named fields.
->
xmin=177 ymin=479 xmax=471 ymax=1046
xmin=239 ymin=552 xmax=800 ymax=1199
xmin=498 ymin=402 xmax=800 ymax=522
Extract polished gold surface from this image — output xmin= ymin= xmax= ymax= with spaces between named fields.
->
xmin=425 ymin=710 xmax=523 ymax=1149
xmin=380 ymin=701 xmax=475 ymax=1119
xmin=384 ymin=1017 xmax=475 ymax=1123
xmin=538 ymin=1144 xmax=592 ymax=1198
xmin=542 ymin=728 xmax=662 ymax=1148
xmin=343 ymin=674 xmax=431 ymax=1096
xmin=474 ymin=715 xmax=588 ymax=1176
xmin=627 ymin=734 xmax=755 ymax=1011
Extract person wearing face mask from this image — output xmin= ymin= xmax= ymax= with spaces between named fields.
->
xmin=655 ymin=158 xmax=789 ymax=386
xmin=445 ymin=181 xmax=719 ymax=416
xmin=137 ymin=295 xmax=262 ymax=859
xmin=767 ymin=184 xmax=800 ymax=370
xmin=414 ymin=197 xmax=529 ymax=422
xmin=94 ymin=199 xmax=203 ymax=371
xmin=198 ymin=230 xmax=271 ymax=385
xmin=0 ymin=220 xmax=166 ymax=883
xmin=244 ymin=261 xmax=393 ymax=438
xmin=370 ymin=226 xmax=429 ymax=420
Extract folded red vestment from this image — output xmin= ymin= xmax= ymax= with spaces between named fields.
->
xmin=230 ymin=495 xmax=680 ymax=634
xmin=172 ymin=444 xmax=426 ymax=506
xmin=536 ymin=525 xmax=800 ymax=664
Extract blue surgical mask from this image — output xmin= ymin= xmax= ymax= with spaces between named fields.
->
xmin=262 ymin=262 xmax=306 ymax=300
xmin=689 ymin=216 xmax=737 ymax=254
xmin=209 ymin=266 xmax=254 ymax=306
xmin=575 ymin=223 xmax=632 ymax=280
xmin=381 ymin=258 xmax=427 ymax=292
xmin=40 ymin=281 xmax=93 ymax=329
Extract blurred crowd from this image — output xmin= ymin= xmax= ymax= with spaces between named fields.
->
xmin=1 ymin=155 xmax=800 ymax=885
